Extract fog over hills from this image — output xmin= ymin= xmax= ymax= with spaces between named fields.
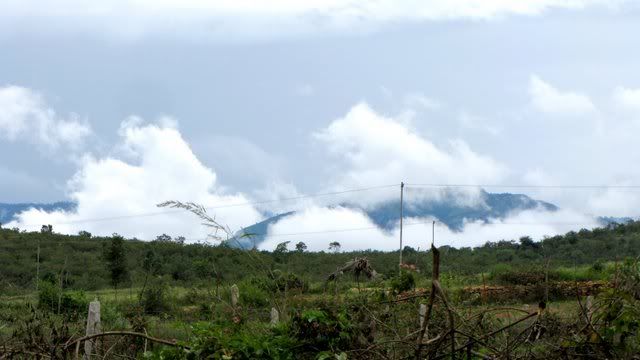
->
xmin=0 ymin=202 xmax=75 ymax=226
xmin=3 ymin=187 xmax=631 ymax=251
xmin=233 ymin=190 xmax=560 ymax=249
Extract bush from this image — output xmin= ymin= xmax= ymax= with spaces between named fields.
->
xmin=140 ymin=278 xmax=169 ymax=315
xmin=489 ymin=265 xmax=559 ymax=285
xmin=61 ymin=291 xmax=89 ymax=316
xmin=290 ymin=309 xmax=353 ymax=352
xmin=239 ymin=281 xmax=270 ymax=307
xmin=37 ymin=281 xmax=88 ymax=318
xmin=592 ymin=260 xmax=604 ymax=272
xmin=390 ymin=271 xmax=415 ymax=294
xmin=247 ymin=271 xmax=307 ymax=294
xmin=144 ymin=323 xmax=298 ymax=359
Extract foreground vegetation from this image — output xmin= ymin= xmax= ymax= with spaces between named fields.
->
xmin=1 ymin=220 xmax=640 ymax=358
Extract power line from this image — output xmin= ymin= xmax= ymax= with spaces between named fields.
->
xmin=19 ymin=184 xmax=398 ymax=226
xmin=14 ymin=182 xmax=638 ymax=228
xmin=405 ymin=183 xmax=640 ymax=189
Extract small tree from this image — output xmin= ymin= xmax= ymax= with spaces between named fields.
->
xmin=139 ymin=248 xmax=162 ymax=303
xmin=155 ymin=233 xmax=172 ymax=242
xmin=275 ymin=241 xmax=290 ymax=254
xmin=329 ymin=241 xmax=341 ymax=253
xmin=274 ymin=241 xmax=290 ymax=263
xmin=295 ymin=241 xmax=307 ymax=253
xmin=105 ymin=233 xmax=129 ymax=296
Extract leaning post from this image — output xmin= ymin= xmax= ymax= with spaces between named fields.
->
xmin=84 ymin=299 xmax=101 ymax=359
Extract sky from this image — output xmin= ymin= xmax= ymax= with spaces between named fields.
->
xmin=2 ymin=0 xmax=640 ymax=251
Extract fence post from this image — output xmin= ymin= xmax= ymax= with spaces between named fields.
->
xmin=270 ymin=307 xmax=279 ymax=326
xmin=83 ymin=299 xmax=101 ymax=359
xmin=231 ymin=284 xmax=239 ymax=308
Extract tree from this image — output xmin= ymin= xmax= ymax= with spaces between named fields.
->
xmin=329 ymin=241 xmax=341 ymax=253
xmin=274 ymin=241 xmax=290 ymax=263
xmin=142 ymin=249 xmax=161 ymax=276
xmin=403 ymin=246 xmax=417 ymax=253
xmin=156 ymin=234 xmax=172 ymax=242
xmin=105 ymin=233 xmax=129 ymax=293
xmin=274 ymin=241 xmax=290 ymax=254
xmin=295 ymin=241 xmax=307 ymax=253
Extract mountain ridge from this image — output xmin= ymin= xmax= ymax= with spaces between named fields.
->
xmin=233 ymin=190 xmax=560 ymax=249
xmin=0 ymin=202 xmax=75 ymax=226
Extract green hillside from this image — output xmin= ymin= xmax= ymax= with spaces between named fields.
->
xmin=2 ymin=220 xmax=639 ymax=294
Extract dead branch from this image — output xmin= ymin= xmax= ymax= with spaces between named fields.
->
xmin=66 ymin=331 xmax=189 ymax=359
xmin=326 ymin=257 xmax=378 ymax=283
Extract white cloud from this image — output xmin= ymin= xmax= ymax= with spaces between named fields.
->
xmin=0 ymin=85 xmax=92 ymax=150
xmin=259 ymin=205 xmax=599 ymax=252
xmin=0 ymin=0 xmax=622 ymax=41
xmin=403 ymin=93 xmax=440 ymax=110
xmin=314 ymin=103 xmax=507 ymax=205
xmin=613 ymin=87 xmax=640 ymax=112
xmin=296 ymin=84 xmax=315 ymax=97
xmin=529 ymin=75 xmax=596 ymax=115
xmin=8 ymin=119 xmax=262 ymax=240
xmin=459 ymin=111 xmax=501 ymax=136
xmin=588 ymin=185 xmax=640 ymax=218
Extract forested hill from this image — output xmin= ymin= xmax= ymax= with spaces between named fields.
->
xmin=1 ymin=220 xmax=639 ymax=294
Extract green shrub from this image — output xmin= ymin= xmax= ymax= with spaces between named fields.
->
xmin=140 ymin=278 xmax=169 ymax=315
xmin=390 ymin=271 xmax=415 ymax=294
xmin=37 ymin=281 xmax=59 ymax=312
xmin=61 ymin=291 xmax=89 ymax=316
xmin=37 ymin=281 xmax=88 ymax=318
xmin=144 ymin=323 xmax=298 ymax=359
xmin=247 ymin=271 xmax=307 ymax=294
xmin=592 ymin=260 xmax=604 ymax=272
xmin=489 ymin=265 xmax=559 ymax=285
xmin=239 ymin=281 xmax=270 ymax=307
xmin=291 ymin=309 xmax=353 ymax=352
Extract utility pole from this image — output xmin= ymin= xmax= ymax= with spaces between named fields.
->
xmin=399 ymin=182 xmax=405 ymax=274
xmin=36 ymin=238 xmax=40 ymax=292
xmin=432 ymin=220 xmax=435 ymax=247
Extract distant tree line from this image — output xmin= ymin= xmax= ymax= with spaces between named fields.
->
xmin=1 ymin=220 xmax=639 ymax=293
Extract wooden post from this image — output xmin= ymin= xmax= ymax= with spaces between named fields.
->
xmin=230 ymin=284 xmax=239 ymax=308
xmin=481 ymin=273 xmax=488 ymax=305
xmin=419 ymin=303 xmax=427 ymax=328
xmin=270 ymin=307 xmax=279 ymax=326
xmin=84 ymin=299 xmax=101 ymax=359
xmin=36 ymin=238 xmax=40 ymax=292
xmin=544 ymin=258 xmax=550 ymax=303
xmin=586 ymin=295 xmax=593 ymax=320
xmin=399 ymin=182 xmax=405 ymax=274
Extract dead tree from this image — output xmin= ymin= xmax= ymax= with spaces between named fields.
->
xmin=326 ymin=257 xmax=378 ymax=290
